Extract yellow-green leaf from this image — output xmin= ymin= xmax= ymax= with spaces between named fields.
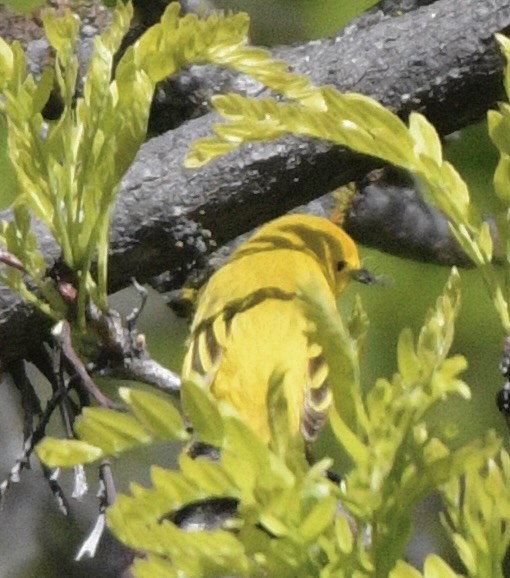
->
xmin=181 ymin=379 xmax=224 ymax=446
xmin=74 ymin=407 xmax=152 ymax=454
xmin=36 ymin=437 xmax=103 ymax=467
xmin=0 ymin=37 xmax=13 ymax=89
xmin=423 ymin=554 xmax=459 ymax=578
xmin=298 ymin=496 xmax=336 ymax=540
xmin=397 ymin=327 xmax=419 ymax=383
xmin=119 ymin=387 xmax=188 ymax=441
xmin=389 ymin=560 xmax=423 ymax=578
xmin=494 ymin=154 xmax=510 ymax=205
xmin=43 ymin=10 xmax=80 ymax=55
xmin=409 ymin=112 xmax=443 ymax=166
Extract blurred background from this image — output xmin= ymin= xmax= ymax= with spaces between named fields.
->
xmin=0 ymin=1 xmax=507 ymax=576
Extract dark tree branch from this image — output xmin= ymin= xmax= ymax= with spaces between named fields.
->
xmin=345 ymin=167 xmax=483 ymax=268
xmin=107 ymin=0 xmax=510 ymax=285
xmin=0 ymin=0 xmax=509 ymax=364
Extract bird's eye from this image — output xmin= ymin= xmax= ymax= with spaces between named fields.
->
xmin=336 ymin=260 xmax=347 ymax=272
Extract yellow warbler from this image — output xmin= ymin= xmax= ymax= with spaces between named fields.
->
xmin=182 ymin=214 xmax=372 ymax=444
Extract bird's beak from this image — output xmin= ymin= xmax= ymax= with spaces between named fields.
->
xmin=352 ymin=268 xmax=378 ymax=285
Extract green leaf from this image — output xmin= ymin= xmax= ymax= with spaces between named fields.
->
xmin=109 ymin=483 xmax=253 ymax=576
xmin=119 ymin=387 xmax=188 ymax=441
xmin=389 ymin=560 xmax=423 ymax=578
xmin=328 ymin=406 xmax=369 ymax=464
xmin=43 ymin=10 xmax=80 ymax=55
xmin=347 ymin=294 xmax=370 ymax=348
xmin=423 ymin=554 xmax=459 ymax=578
xmin=339 ymin=90 xmax=414 ymax=165
xmin=476 ymin=220 xmax=493 ymax=262
xmin=493 ymin=154 xmax=510 ymax=205
xmin=497 ymin=33 xmax=510 ymax=99
xmin=221 ymin=416 xmax=273 ymax=495
xmin=417 ymin=267 xmax=461 ymax=364
xmin=298 ymin=495 xmax=336 ymax=541
xmin=0 ymin=117 xmax=19 ymax=210
xmin=397 ymin=327 xmax=420 ymax=383
xmin=181 ymin=379 xmax=224 ymax=446
xmin=408 ymin=112 xmax=443 ymax=166
xmin=0 ymin=37 xmax=13 ymax=90
xmin=178 ymin=452 xmax=235 ymax=495
xmin=334 ymin=513 xmax=354 ymax=554
xmin=74 ymin=407 xmax=153 ymax=454
xmin=441 ymin=444 xmax=510 ymax=576
xmin=31 ymin=67 xmax=54 ymax=115
xmin=487 ymin=108 xmax=510 ymax=156
xmin=36 ymin=437 xmax=103 ymax=467
xmin=266 ymin=369 xmax=292 ymax=456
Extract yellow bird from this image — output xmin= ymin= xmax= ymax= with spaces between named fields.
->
xmin=182 ymin=214 xmax=373 ymax=445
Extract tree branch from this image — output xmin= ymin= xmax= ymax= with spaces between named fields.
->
xmin=0 ymin=0 xmax=509 ymax=363
xmin=109 ymin=0 xmax=510 ymax=290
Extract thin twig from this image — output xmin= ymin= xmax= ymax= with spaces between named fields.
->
xmin=126 ymin=277 xmax=148 ymax=331
xmin=76 ymin=460 xmax=117 ymax=561
xmin=41 ymin=464 xmax=70 ymax=516
xmin=0 ymin=386 xmax=66 ymax=509
xmin=54 ymin=320 xmax=119 ymax=410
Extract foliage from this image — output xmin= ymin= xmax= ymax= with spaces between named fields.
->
xmin=37 ymin=388 xmax=189 ymax=466
xmin=0 ymin=1 xmax=276 ymax=328
xmin=38 ymin=270 xmax=506 ymax=577
xmin=185 ymin=37 xmax=510 ymax=335
xmin=0 ymin=2 xmax=147 ymax=323
xmin=441 ymin=452 xmax=510 ymax=578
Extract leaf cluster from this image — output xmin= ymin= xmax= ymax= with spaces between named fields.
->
xmin=0 ymin=1 xmax=266 ymax=329
xmin=186 ymin=34 xmax=510 ymax=335
xmin=37 ymin=270 xmax=508 ymax=577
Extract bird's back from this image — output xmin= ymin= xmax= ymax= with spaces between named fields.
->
xmin=182 ymin=214 xmax=362 ymax=444
xmin=182 ymin=248 xmax=334 ymax=442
